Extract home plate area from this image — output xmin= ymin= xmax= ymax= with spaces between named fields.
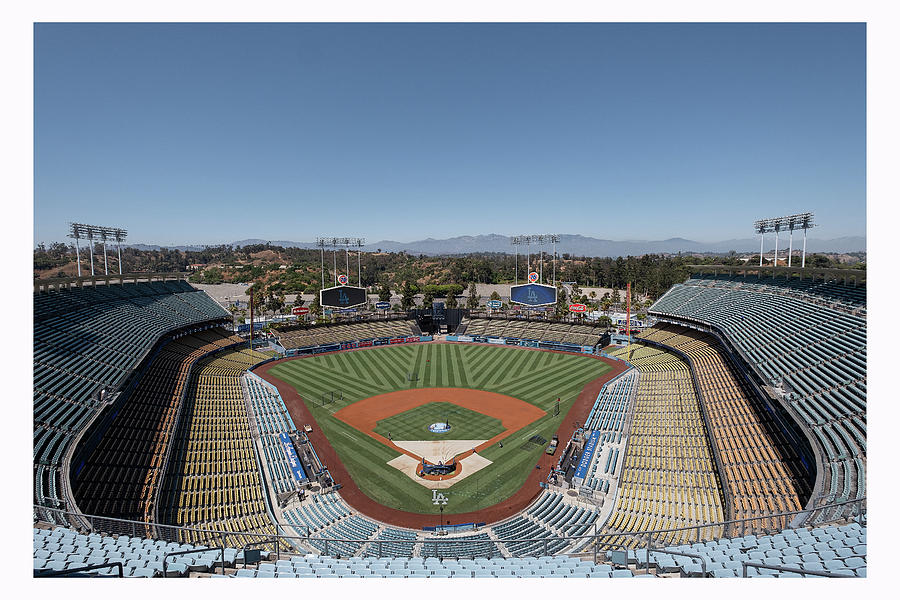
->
xmin=388 ymin=447 xmax=493 ymax=490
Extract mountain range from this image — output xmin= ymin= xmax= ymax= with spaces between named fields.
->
xmin=127 ymin=233 xmax=866 ymax=257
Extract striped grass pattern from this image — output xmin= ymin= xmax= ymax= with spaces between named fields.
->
xmin=268 ymin=344 xmax=609 ymax=514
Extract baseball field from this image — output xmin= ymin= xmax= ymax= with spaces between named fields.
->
xmin=266 ymin=343 xmax=610 ymax=516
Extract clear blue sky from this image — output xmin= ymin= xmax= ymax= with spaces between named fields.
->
xmin=34 ymin=23 xmax=865 ymax=246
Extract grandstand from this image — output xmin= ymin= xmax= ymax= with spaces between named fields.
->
xmin=636 ymin=324 xmax=810 ymax=530
xmin=71 ymin=328 xmax=241 ymax=529
xmin=34 ymin=278 xmax=231 ymax=520
xmin=650 ymin=270 xmax=866 ymax=507
xmin=157 ymin=347 xmax=278 ymax=548
xmin=461 ymin=317 xmax=605 ymax=347
xmin=602 ymin=344 xmax=726 ymax=547
xmin=31 ymin=267 xmax=867 ymax=578
xmin=274 ymin=318 xmax=417 ymax=350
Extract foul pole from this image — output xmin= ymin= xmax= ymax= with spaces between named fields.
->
xmin=626 ymin=282 xmax=632 ymax=360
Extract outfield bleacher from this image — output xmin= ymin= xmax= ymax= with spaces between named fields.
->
xmin=650 ymin=273 xmax=866 ymax=505
xmin=463 ymin=318 xmax=604 ymax=347
xmin=275 ymin=319 xmax=417 ymax=350
xmin=34 ymin=280 xmax=230 ymax=518
xmin=603 ymin=344 xmax=726 ymax=547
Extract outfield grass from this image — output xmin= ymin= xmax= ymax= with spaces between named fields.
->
xmin=268 ymin=343 xmax=609 ymax=515
xmin=372 ymin=401 xmax=505 ymax=442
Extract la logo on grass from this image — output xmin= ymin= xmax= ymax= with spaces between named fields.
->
xmin=432 ymin=490 xmax=449 ymax=505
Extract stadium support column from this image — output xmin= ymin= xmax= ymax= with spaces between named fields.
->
xmin=74 ymin=236 xmax=82 ymax=277
xmin=357 ymin=247 xmax=361 ymax=286
xmin=515 ymin=246 xmax=518 ymax=285
xmin=333 ymin=246 xmax=337 ymax=285
xmin=759 ymin=231 xmax=764 ymax=267
xmin=88 ymin=236 xmax=95 ymax=276
xmin=773 ymin=229 xmax=779 ymax=269
xmin=102 ymin=238 xmax=109 ymax=275
xmin=788 ymin=227 xmax=794 ymax=268
xmin=802 ymin=227 xmax=808 ymax=268
xmin=117 ymin=240 xmax=122 ymax=275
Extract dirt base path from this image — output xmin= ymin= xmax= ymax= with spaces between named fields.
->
xmin=255 ymin=343 xmax=629 ymax=529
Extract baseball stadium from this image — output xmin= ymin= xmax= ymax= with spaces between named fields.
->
xmin=31 ymin=228 xmax=868 ymax=579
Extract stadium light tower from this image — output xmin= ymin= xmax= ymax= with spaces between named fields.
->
xmin=316 ymin=237 xmax=328 ymax=288
xmin=510 ymin=236 xmax=522 ymax=285
xmin=68 ymin=223 xmax=127 ymax=278
xmin=798 ymin=212 xmax=816 ymax=268
xmin=113 ymin=228 xmax=128 ymax=274
xmin=68 ymin=223 xmax=83 ymax=277
xmin=754 ymin=219 xmax=769 ymax=267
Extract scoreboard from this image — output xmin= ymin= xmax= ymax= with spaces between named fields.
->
xmin=509 ymin=283 xmax=557 ymax=306
xmin=320 ymin=285 xmax=367 ymax=309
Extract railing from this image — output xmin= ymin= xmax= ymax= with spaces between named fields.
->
xmin=35 ymin=496 xmax=864 ymax=565
xmin=34 ymin=271 xmax=189 ymax=293
xmin=35 ymin=561 xmax=125 ymax=578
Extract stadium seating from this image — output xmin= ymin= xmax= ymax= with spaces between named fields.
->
xmin=462 ymin=318 xmax=605 ymax=347
xmin=275 ymin=319 xmax=417 ymax=350
xmin=637 ymin=324 xmax=809 ymax=528
xmin=34 ymin=280 xmax=230 ymax=517
xmin=71 ymin=328 xmax=242 ymax=527
xmin=602 ymin=344 xmax=726 ymax=547
xmin=36 ymin=517 xmax=864 ymax=578
xmin=32 ymin=525 xmax=270 ymax=578
xmin=652 ymin=520 xmax=866 ymax=578
xmin=493 ymin=492 xmax=600 ymax=556
xmin=244 ymin=374 xmax=306 ymax=496
xmin=157 ymin=347 xmax=278 ymax=548
xmin=650 ymin=273 xmax=866 ymax=505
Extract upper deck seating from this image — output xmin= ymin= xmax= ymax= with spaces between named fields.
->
xmin=34 ymin=281 xmax=229 ymax=517
xmin=650 ymin=274 xmax=866 ymax=504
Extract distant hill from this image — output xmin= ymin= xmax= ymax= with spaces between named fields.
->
xmin=125 ymin=233 xmax=866 ymax=257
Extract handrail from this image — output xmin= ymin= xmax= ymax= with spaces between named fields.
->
xmin=35 ymin=561 xmax=124 ymax=578
xmin=740 ymin=561 xmax=855 ymax=578
xmin=645 ymin=548 xmax=708 ymax=577
xmin=162 ymin=546 xmax=226 ymax=578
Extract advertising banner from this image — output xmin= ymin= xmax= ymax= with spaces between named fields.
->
xmin=279 ymin=432 xmax=307 ymax=483
xmin=573 ymin=430 xmax=602 ymax=484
